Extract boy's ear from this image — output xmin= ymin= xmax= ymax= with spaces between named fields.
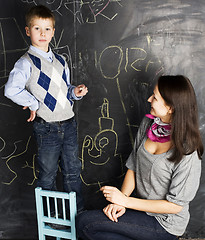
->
xmin=25 ymin=26 xmax=30 ymax=36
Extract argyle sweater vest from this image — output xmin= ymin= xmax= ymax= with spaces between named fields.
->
xmin=24 ymin=49 xmax=74 ymax=122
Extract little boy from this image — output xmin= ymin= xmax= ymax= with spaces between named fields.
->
xmin=4 ymin=5 xmax=87 ymax=213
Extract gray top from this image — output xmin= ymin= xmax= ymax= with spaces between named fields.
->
xmin=126 ymin=117 xmax=201 ymax=236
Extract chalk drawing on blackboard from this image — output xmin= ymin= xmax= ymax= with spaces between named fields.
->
xmin=50 ymin=31 xmax=74 ymax=81
xmin=0 ymin=18 xmax=28 ymax=80
xmin=1 ymin=136 xmax=37 ymax=185
xmin=115 ymin=77 xmax=135 ymax=147
xmin=97 ymin=45 xmax=145 ymax=147
xmin=82 ymin=0 xmax=122 ymax=24
xmin=1 ymin=139 xmax=38 ymax=186
xmin=96 ymin=41 xmax=164 ymax=147
xmin=64 ymin=1 xmax=84 ymax=24
xmin=97 ymin=43 xmax=163 ymax=79
xmin=1 ymin=140 xmax=22 ymax=159
xmin=22 ymin=154 xmax=38 ymax=186
xmin=22 ymin=0 xmax=122 ymax=24
xmin=22 ymin=0 xmax=64 ymax=15
xmin=80 ymin=98 xmax=124 ymax=189
xmin=0 ymin=136 xmax=6 ymax=153
xmin=64 ymin=0 xmax=122 ymax=24
xmin=98 ymin=46 xmax=123 ymax=79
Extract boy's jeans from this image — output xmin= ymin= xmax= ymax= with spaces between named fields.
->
xmin=33 ymin=117 xmax=84 ymax=213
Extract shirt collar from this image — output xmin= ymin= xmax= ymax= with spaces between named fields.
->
xmin=29 ymin=45 xmax=53 ymax=62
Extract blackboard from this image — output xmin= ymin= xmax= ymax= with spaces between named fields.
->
xmin=0 ymin=0 xmax=205 ymax=239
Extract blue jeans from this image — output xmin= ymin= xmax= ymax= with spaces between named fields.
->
xmin=33 ymin=117 xmax=84 ymax=212
xmin=76 ymin=209 xmax=178 ymax=240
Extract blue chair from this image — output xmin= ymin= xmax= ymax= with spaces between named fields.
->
xmin=35 ymin=187 xmax=77 ymax=240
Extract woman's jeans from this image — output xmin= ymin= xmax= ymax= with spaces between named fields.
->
xmin=33 ymin=117 xmax=84 ymax=212
xmin=76 ymin=209 xmax=178 ymax=240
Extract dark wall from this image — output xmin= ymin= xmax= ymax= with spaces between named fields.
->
xmin=0 ymin=0 xmax=205 ymax=239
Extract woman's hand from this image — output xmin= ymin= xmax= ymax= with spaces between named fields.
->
xmin=100 ymin=186 xmax=128 ymax=207
xmin=103 ymin=204 xmax=126 ymax=222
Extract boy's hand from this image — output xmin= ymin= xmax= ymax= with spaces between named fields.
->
xmin=74 ymin=84 xmax=88 ymax=97
xmin=23 ymin=106 xmax=36 ymax=122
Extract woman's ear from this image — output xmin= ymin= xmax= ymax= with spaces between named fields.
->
xmin=167 ymin=106 xmax=174 ymax=114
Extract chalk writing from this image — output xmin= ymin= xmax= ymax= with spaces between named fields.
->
xmin=97 ymin=43 xmax=163 ymax=80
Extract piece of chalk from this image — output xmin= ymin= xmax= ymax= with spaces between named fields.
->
xmin=80 ymin=87 xmax=83 ymax=91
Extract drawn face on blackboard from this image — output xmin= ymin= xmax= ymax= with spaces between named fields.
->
xmin=25 ymin=17 xmax=55 ymax=52
xmin=148 ymin=85 xmax=172 ymax=123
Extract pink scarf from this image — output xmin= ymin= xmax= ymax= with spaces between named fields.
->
xmin=145 ymin=114 xmax=171 ymax=143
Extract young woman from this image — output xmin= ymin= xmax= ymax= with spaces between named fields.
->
xmin=76 ymin=75 xmax=204 ymax=240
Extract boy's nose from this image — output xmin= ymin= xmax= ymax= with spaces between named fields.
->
xmin=41 ymin=31 xmax=45 ymax=36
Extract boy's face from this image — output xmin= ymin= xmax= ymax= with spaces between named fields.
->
xmin=25 ymin=17 xmax=55 ymax=52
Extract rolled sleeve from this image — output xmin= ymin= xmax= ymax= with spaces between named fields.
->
xmin=126 ymin=149 xmax=136 ymax=171
xmin=166 ymin=151 xmax=201 ymax=206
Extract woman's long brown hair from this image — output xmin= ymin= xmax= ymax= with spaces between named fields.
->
xmin=158 ymin=75 xmax=204 ymax=163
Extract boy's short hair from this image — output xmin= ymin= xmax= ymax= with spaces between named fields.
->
xmin=25 ymin=5 xmax=55 ymax=27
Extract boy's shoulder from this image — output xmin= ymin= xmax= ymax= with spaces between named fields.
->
xmin=17 ymin=48 xmax=33 ymax=61
xmin=12 ymin=49 xmax=31 ymax=68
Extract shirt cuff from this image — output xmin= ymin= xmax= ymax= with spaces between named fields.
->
xmin=29 ymin=101 xmax=39 ymax=111
xmin=71 ymin=86 xmax=82 ymax=100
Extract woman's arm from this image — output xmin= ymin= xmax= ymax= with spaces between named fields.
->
xmin=101 ymin=186 xmax=182 ymax=214
xmin=101 ymin=169 xmax=135 ymax=204
xmin=120 ymin=169 xmax=136 ymax=196
xmin=125 ymin=197 xmax=182 ymax=214
xmin=101 ymin=169 xmax=135 ymax=222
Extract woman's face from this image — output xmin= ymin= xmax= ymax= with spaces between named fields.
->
xmin=148 ymin=85 xmax=172 ymax=123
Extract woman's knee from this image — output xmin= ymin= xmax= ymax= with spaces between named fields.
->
xmin=77 ymin=210 xmax=103 ymax=226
